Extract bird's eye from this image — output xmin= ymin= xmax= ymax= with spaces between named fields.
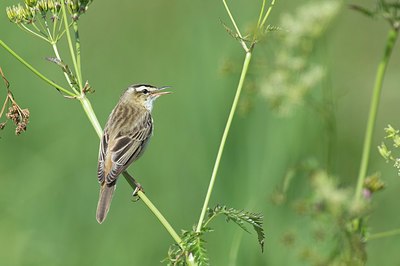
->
xmin=142 ymin=89 xmax=149 ymax=94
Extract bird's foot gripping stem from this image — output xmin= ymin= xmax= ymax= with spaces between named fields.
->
xmin=123 ymin=171 xmax=144 ymax=202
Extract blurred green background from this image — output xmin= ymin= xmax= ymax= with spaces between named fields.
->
xmin=1 ymin=0 xmax=400 ymax=265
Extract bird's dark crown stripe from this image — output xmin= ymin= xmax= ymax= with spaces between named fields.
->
xmin=130 ymin=84 xmax=157 ymax=89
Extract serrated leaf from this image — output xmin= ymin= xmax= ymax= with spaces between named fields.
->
xmin=209 ymin=205 xmax=265 ymax=252
xmin=164 ymin=227 xmax=212 ymax=265
xmin=192 ymin=235 xmax=209 ymax=266
xmin=252 ymin=222 xmax=265 ymax=253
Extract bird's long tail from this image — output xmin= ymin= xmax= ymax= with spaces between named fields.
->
xmin=96 ymin=182 xmax=116 ymax=224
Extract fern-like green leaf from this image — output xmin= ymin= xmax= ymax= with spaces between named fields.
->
xmin=208 ymin=205 xmax=265 ymax=252
xmin=163 ymin=227 xmax=212 ymax=265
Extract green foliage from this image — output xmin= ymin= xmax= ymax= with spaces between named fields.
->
xmin=206 ymin=205 xmax=265 ymax=252
xmin=164 ymin=227 xmax=212 ymax=266
xmin=163 ymin=205 xmax=264 ymax=265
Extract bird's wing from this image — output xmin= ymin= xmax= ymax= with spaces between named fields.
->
xmin=105 ymin=111 xmax=153 ymax=184
xmin=97 ymin=130 xmax=109 ymax=183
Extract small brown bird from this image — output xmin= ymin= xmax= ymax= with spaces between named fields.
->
xmin=96 ymin=84 xmax=170 ymax=224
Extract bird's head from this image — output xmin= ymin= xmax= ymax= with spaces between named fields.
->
xmin=120 ymin=84 xmax=171 ymax=111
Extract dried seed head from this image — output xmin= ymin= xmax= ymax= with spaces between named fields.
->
xmin=21 ymin=108 xmax=30 ymax=118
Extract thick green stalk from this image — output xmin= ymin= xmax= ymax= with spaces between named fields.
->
xmin=355 ymin=27 xmax=398 ymax=201
xmin=79 ymin=96 xmax=103 ymax=137
xmin=196 ymin=52 xmax=252 ymax=232
xmin=0 ymin=40 xmax=73 ymax=97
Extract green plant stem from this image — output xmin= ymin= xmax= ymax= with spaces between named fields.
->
xmin=79 ymin=96 xmax=103 ymax=137
xmin=260 ymin=0 xmax=276 ymax=28
xmin=196 ymin=51 xmax=252 ymax=232
xmin=61 ymin=3 xmax=82 ymax=90
xmin=121 ymin=172 xmax=183 ymax=248
xmin=222 ymin=0 xmax=249 ymax=52
xmin=257 ymin=0 xmax=266 ymax=27
xmin=53 ymin=15 xmax=58 ymax=40
xmin=355 ymin=27 xmax=398 ymax=201
xmin=366 ymin=228 xmax=400 ymax=241
xmin=18 ymin=24 xmax=50 ymax=43
xmin=222 ymin=0 xmax=243 ymax=38
xmin=73 ymin=21 xmax=82 ymax=88
xmin=139 ymin=191 xmax=183 ymax=247
xmin=0 ymin=40 xmax=73 ymax=97
xmin=52 ymin=44 xmax=80 ymax=95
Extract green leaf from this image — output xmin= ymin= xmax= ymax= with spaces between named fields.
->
xmin=163 ymin=227 xmax=212 ymax=265
xmin=164 ymin=205 xmax=265 ymax=264
xmin=208 ymin=205 xmax=265 ymax=252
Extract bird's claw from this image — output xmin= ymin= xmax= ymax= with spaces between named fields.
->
xmin=132 ymin=183 xmax=144 ymax=202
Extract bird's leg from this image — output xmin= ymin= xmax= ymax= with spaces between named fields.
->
xmin=123 ymin=171 xmax=144 ymax=202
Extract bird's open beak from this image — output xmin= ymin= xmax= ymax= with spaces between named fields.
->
xmin=151 ymin=86 xmax=171 ymax=97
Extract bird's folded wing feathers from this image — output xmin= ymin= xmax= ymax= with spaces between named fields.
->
xmin=97 ymin=133 xmax=109 ymax=183
xmin=104 ymin=112 xmax=153 ymax=184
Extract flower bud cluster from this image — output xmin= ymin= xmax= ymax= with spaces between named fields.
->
xmin=6 ymin=0 xmax=92 ymax=24
xmin=65 ymin=0 xmax=92 ymax=20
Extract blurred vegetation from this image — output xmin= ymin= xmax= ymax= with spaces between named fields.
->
xmin=1 ymin=0 xmax=400 ymax=265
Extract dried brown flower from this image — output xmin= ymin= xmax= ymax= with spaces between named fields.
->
xmin=0 ymin=67 xmax=30 ymax=136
